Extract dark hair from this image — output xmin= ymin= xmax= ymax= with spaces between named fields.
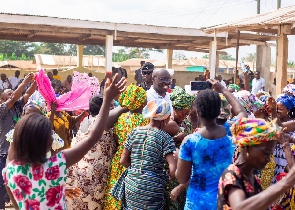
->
xmin=89 ymin=95 xmax=103 ymax=116
xmin=195 ymin=89 xmax=221 ymax=120
xmin=13 ymin=113 xmax=52 ymax=164
xmin=51 ymin=79 xmax=62 ymax=89
xmin=141 ymin=62 xmax=154 ymax=70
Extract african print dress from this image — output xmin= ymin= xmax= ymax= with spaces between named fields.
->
xmin=218 ymin=164 xmax=262 ymax=210
xmin=66 ymin=117 xmax=117 ymax=210
xmin=114 ymin=127 xmax=175 ymax=210
xmin=103 ymin=112 xmax=149 ymax=210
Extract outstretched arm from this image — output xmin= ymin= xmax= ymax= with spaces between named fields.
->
xmin=64 ymin=74 xmax=127 ymax=168
xmin=6 ymin=73 xmax=35 ymax=110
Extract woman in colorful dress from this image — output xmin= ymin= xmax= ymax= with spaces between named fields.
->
xmin=66 ymin=95 xmax=127 ymax=210
xmin=217 ymin=118 xmax=295 ymax=210
xmin=272 ymin=94 xmax=295 ymax=184
xmin=175 ymin=79 xmax=247 ymax=209
xmin=114 ymin=99 xmax=176 ymax=210
xmin=103 ymin=84 xmax=149 ymax=210
xmin=2 ymin=74 xmax=126 ymax=210
xmin=163 ymin=86 xmax=195 ymax=210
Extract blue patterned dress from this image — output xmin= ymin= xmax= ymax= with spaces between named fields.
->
xmin=179 ymin=132 xmax=234 ymax=209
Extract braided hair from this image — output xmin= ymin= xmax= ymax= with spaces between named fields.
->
xmin=195 ymin=89 xmax=221 ymax=120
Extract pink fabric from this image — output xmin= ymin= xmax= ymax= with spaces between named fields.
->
xmin=72 ymin=71 xmax=100 ymax=95
xmin=35 ymin=69 xmax=57 ymax=111
xmin=36 ymin=70 xmax=99 ymax=111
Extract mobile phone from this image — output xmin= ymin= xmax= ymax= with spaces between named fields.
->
xmin=190 ymin=81 xmax=212 ymax=91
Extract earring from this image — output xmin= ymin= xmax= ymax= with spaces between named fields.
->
xmin=246 ymin=152 xmax=249 ymax=158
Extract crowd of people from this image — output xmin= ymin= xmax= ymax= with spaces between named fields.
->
xmin=1 ymin=63 xmax=295 ymax=210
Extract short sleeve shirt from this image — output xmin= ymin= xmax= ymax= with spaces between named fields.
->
xmin=0 ymin=97 xmax=24 ymax=154
xmin=217 ymin=164 xmax=262 ymax=210
xmin=0 ymin=80 xmax=9 ymax=90
xmin=2 ymin=152 xmax=67 ymax=210
xmin=252 ymin=78 xmax=265 ymax=94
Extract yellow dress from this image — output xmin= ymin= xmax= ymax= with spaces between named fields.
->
xmin=103 ymin=112 xmax=149 ymax=210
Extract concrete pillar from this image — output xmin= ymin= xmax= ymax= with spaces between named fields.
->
xmin=215 ymin=53 xmax=220 ymax=77
xmin=276 ymin=33 xmax=288 ymax=96
xmin=166 ymin=49 xmax=173 ymax=69
xmin=256 ymin=45 xmax=271 ymax=92
xmin=77 ymin=45 xmax=84 ymax=72
xmin=105 ymin=35 xmax=113 ymax=73
xmin=209 ymin=41 xmax=217 ymax=79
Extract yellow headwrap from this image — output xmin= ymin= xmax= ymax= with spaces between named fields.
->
xmin=118 ymin=83 xmax=146 ymax=110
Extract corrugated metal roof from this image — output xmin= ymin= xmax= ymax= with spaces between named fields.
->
xmin=205 ymin=5 xmax=295 ymax=33
xmin=0 ymin=60 xmax=35 ymax=69
xmin=120 ymin=58 xmax=253 ymax=69
xmin=33 ymin=54 xmax=117 ymax=67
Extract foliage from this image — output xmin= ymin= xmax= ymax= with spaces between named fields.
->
xmin=173 ymin=52 xmax=187 ymax=60
xmin=288 ymin=61 xmax=295 ymax=68
xmin=202 ymin=53 xmax=235 ymax=60
xmin=241 ymin=53 xmax=256 ymax=63
xmin=219 ymin=53 xmax=235 ymax=60
xmin=0 ymin=41 xmax=162 ymax=62
xmin=112 ymin=47 xmax=163 ymax=62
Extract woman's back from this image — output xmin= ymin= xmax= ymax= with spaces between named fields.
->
xmin=179 ymin=132 xmax=234 ymax=209
xmin=126 ymin=127 xmax=174 ymax=173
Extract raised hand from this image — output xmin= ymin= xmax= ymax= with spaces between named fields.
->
xmin=103 ymin=73 xmax=127 ymax=102
xmin=23 ymin=73 xmax=35 ymax=85
xmin=207 ymin=79 xmax=226 ymax=93
xmin=267 ymin=97 xmax=276 ymax=109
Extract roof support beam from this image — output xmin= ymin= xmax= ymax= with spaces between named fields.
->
xmin=105 ymin=35 xmax=113 ymax=73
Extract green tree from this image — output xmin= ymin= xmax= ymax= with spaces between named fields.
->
xmin=173 ymin=52 xmax=187 ymax=60
xmin=288 ymin=61 xmax=295 ymax=68
xmin=112 ymin=47 xmax=163 ymax=62
xmin=202 ymin=54 xmax=209 ymax=59
xmin=219 ymin=53 xmax=235 ymax=60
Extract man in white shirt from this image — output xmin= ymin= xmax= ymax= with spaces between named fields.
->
xmin=9 ymin=70 xmax=22 ymax=90
xmin=146 ymin=68 xmax=173 ymax=115
xmin=0 ymin=74 xmax=12 ymax=91
xmin=218 ymin=75 xmax=227 ymax=88
xmin=251 ymin=71 xmax=265 ymax=95
xmin=269 ymin=78 xmax=276 ymax=97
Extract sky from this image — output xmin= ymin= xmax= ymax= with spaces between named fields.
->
xmin=0 ymin=0 xmax=294 ymax=62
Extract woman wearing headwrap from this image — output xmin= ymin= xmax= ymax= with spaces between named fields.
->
xmin=217 ymin=118 xmax=295 ymax=210
xmin=271 ymin=94 xmax=295 ymax=184
xmin=112 ymin=99 xmax=176 ymax=209
xmin=164 ymin=86 xmax=195 ymax=210
xmin=233 ymin=90 xmax=263 ymax=118
xmin=228 ymin=84 xmax=241 ymax=93
xmin=103 ymin=84 xmax=149 ymax=210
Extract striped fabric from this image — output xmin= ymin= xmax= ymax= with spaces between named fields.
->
xmin=122 ymin=127 xmax=175 ymax=210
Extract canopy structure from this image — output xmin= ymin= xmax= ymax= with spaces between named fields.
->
xmin=0 ymin=12 xmax=282 ymax=77
xmin=204 ymin=5 xmax=295 ymax=95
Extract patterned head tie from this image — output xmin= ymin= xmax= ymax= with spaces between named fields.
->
xmin=228 ymin=84 xmax=241 ymax=92
xmin=23 ymin=100 xmax=47 ymax=116
xmin=276 ymin=94 xmax=295 ymax=111
xmin=118 ymin=83 xmax=146 ymax=110
xmin=233 ymin=90 xmax=263 ymax=115
xmin=231 ymin=118 xmax=281 ymax=148
xmin=170 ymin=86 xmax=195 ymax=110
xmin=142 ymin=99 xmax=171 ymax=121
xmin=283 ymin=84 xmax=295 ymax=97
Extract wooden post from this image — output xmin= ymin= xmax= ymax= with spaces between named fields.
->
xmin=166 ymin=49 xmax=173 ymax=69
xmin=235 ymin=31 xmax=240 ymax=84
xmin=209 ymin=40 xmax=217 ymax=79
xmin=77 ymin=45 xmax=84 ymax=72
xmin=276 ymin=25 xmax=290 ymax=97
xmin=256 ymin=45 xmax=271 ymax=91
xmin=105 ymin=35 xmax=113 ymax=73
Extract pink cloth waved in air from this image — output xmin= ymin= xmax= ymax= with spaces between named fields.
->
xmin=36 ymin=69 xmax=99 ymax=111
